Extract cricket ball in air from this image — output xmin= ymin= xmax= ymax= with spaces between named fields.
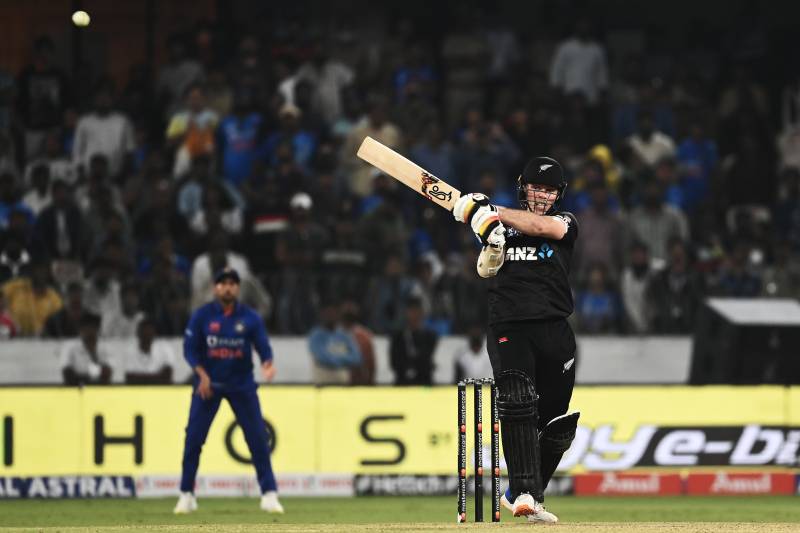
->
xmin=72 ymin=10 xmax=91 ymax=27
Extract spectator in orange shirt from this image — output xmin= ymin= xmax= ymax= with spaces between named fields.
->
xmin=166 ymin=84 xmax=218 ymax=177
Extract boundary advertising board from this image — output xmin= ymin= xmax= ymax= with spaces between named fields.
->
xmin=1 ymin=386 xmax=798 ymax=493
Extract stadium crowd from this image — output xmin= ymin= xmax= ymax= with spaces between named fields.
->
xmin=1 ymin=8 xmax=799 ymax=378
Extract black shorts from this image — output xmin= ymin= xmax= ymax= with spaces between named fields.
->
xmin=487 ymin=318 xmax=577 ymax=429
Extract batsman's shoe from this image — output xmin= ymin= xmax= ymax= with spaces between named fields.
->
xmin=173 ymin=492 xmax=197 ymax=514
xmin=511 ymin=492 xmax=536 ymax=517
xmin=501 ymin=489 xmax=559 ymax=523
xmin=528 ymin=503 xmax=558 ymax=523
xmin=260 ymin=491 xmax=284 ymax=513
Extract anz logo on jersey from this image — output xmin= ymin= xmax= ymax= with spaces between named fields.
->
xmin=505 ymin=242 xmax=554 ymax=262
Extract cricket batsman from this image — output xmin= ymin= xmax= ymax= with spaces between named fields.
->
xmin=453 ymin=157 xmax=581 ymax=523
xmin=174 ymin=267 xmax=283 ymax=514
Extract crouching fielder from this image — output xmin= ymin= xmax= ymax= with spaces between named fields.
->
xmin=174 ymin=267 xmax=283 ymax=514
xmin=454 ymin=157 xmax=581 ymax=523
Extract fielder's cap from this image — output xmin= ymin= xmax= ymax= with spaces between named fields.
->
xmin=214 ymin=267 xmax=241 ymax=284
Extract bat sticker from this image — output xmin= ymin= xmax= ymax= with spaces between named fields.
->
xmin=421 ymin=171 xmax=452 ymax=202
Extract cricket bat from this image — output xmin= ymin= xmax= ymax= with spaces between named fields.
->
xmin=356 ymin=136 xmax=461 ymax=211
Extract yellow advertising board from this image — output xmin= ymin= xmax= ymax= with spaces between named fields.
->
xmin=1 ymin=388 xmax=81 ymax=475
xmin=788 ymin=386 xmax=800 ymax=425
xmin=1 ymin=387 xmax=318 ymax=476
xmin=1 ymin=385 xmax=797 ymax=477
xmin=317 ymin=387 xmax=456 ymax=473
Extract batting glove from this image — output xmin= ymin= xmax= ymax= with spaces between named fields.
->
xmin=471 ymin=205 xmax=506 ymax=248
xmin=453 ymin=193 xmax=492 ymax=224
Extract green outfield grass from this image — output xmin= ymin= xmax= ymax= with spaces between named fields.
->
xmin=2 ymin=496 xmax=800 ymax=532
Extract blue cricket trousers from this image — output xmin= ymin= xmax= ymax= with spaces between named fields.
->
xmin=179 ymin=387 xmax=277 ymax=493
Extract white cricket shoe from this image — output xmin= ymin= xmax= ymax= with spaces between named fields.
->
xmin=173 ymin=492 xmax=197 ymax=514
xmin=528 ymin=503 xmax=559 ymax=523
xmin=260 ymin=490 xmax=284 ymax=513
xmin=501 ymin=489 xmax=559 ymax=523
xmin=511 ymin=492 xmax=536 ymax=517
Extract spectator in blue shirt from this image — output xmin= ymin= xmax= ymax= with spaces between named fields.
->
xmin=308 ymin=299 xmax=362 ymax=384
xmin=261 ymin=103 xmax=316 ymax=173
xmin=393 ymin=45 xmax=437 ymax=104
xmin=217 ymin=89 xmax=264 ymax=187
xmin=677 ymin=121 xmax=718 ymax=211
xmin=654 ymin=157 xmax=687 ymax=212
xmin=575 ymin=263 xmax=622 ymax=333
xmin=0 ymin=173 xmax=35 ymax=229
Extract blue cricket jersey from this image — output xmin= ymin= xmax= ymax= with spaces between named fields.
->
xmin=184 ymin=301 xmax=273 ymax=390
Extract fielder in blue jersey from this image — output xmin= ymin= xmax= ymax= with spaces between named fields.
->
xmin=174 ymin=267 xmax=283 ymax=514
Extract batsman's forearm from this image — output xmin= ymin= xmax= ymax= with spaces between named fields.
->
xmin=497 ymin=206 xmax=567 ymax=239
xmin=497 ymin=207 xmax=547 ymax=235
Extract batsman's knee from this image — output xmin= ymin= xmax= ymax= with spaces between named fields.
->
xmin=496 ymin=369 xmax=538 ymax=422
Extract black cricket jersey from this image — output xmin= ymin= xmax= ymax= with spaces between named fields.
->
xmin=488 ymin=211 xmax=579 ymax=324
